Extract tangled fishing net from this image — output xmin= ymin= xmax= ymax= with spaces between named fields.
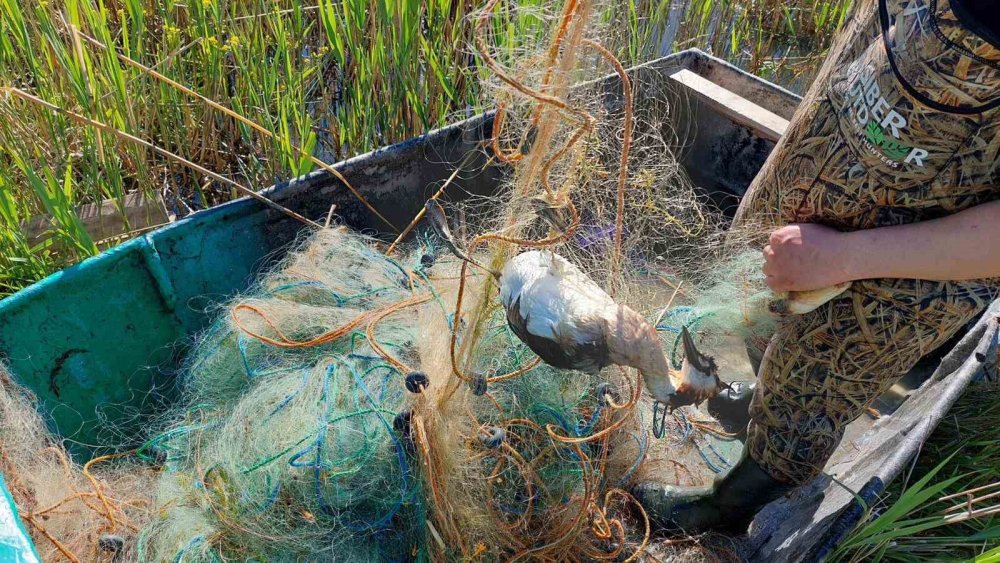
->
xmin=127 ymin=2 xmax=779 ymax=560
xmin=0 ymin=365 xmax=155 ymax=562
xmin=0 ymin=1 xmax=785 ymax=561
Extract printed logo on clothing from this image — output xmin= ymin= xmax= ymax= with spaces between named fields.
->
xmin=846 ymin=63 xmax=929 ymax=169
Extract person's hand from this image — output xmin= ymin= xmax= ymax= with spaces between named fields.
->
xmin=763 ymin=224 xmax=856 ymax=292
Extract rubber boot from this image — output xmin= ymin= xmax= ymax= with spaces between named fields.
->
xmin=706 ymin=380 xmax=754 ymax=432
xmin=632 ymin=453 xmax=793 ymax=535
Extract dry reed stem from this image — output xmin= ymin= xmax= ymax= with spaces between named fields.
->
xmin=75 ymin=31 xmax=397 ymax=233
xmin=2 ymin=88 xmax=321 ymax=229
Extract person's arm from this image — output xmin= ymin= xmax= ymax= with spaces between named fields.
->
xmin=762 ymin=200 xmax=1000 ymax=292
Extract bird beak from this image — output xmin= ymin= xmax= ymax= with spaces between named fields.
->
xmin=424 ymin=200 xmax=499 ymax=279
xmin=666 ymin=393 xmax=690 ymax=411
xmin=681 ymin=326 xmax=711 ymax=373
xmin=425 ymin=200 xmax=462 ymax=256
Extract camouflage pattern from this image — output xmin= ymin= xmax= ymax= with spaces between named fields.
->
xmin=733 ymin=0 xmax=1000 ymax=485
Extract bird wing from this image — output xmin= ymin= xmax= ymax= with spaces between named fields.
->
xmin=501 ymin=252 xmax=610 ymax=372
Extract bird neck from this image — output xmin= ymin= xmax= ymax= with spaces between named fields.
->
xmin=629 ymin=334 xmax=672 ymax=379
xmin=606 ymin=305 xmax=674 ymax=402
xmin=607 ymin=305 xmax=669 ymax=373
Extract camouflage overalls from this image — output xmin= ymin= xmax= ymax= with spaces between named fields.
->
xmin=733 ymin=0 xmax=1000 ymax=485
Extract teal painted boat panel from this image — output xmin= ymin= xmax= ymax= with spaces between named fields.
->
xmin=149 ymin=199 xmax=275 ymax=333
xmin=0 ymin=240 xmax=185 ymax=450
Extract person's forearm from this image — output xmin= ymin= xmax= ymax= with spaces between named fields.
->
xmin=844 ymin=200 xmax=1000 ymax=282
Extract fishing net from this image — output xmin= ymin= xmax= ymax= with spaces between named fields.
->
xmin=0 ymin=1 xmax=787 ymax=561
xmin=132 ymin=224 xmax=761 ymax=561
xmin=0 ymin=365 xmax=155 ymax=562
xmin=127 ymin=2 xmax=781 ymax=560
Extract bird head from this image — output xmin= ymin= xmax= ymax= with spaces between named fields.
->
xmin=667 ymin=326 xmax=726 ymax=409
xmin=530 ymin=193 xmax=574 ymax=234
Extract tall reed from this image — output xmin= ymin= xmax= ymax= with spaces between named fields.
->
xmin=0 ymin=0 xmax=850 ymax=296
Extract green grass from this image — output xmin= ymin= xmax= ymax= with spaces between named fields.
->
xmin=677 ymin=0 xmax=852 ymax=86
xmin=832 ymin=382 xmax=1000 ymax=561
xmin=0 ymin=0 xmax=851 ymax=297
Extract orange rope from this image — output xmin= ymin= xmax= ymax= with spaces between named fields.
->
xmin=507 ymin=441 xmax=595 ymax=562
xmin=474 ymin=0 xmax=594 ymax=132
xmin=23 ymin=515 xmax=80 ymax=563
xmin=365 ymin=294 xmax=433 ymax=373
xmin=232 ymin=295 xmax=427 ymax=349
xmin=582 ymin=38 xmax=634 ymax=296
xmin=413 ymin=413 xmax=467 ymax=554
xmin=531 ymin=0 xmax=581 ymax=126
xmin=487 ymin=357 xmax=542 ymax=383
xmin=83 ymin=452 xmax=131 ymax=532
xmin=544 ymin=369 xmax=642 ymax=444
xmin=18 ymin=448 xmax=147 ymax=561
xmin=491 ymin=104 xmax=526 ymax=163
xmin=605 ymin=489 xmax=651 ymax=562
xmin=395 ymin=3 xmax=654 ymax=560
xmin=471 ymin=197 xmax=581 ymax=248
xmin=448 ymin=260 xmax=475 ymax=384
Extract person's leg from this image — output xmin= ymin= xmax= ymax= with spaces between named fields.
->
xmin=635 ymin=277 xmax=996 ymax=533
xmin=633 ymin=0 xmax=1000 ymax=532
xmin=751 ymin=277 xmax=994 ymax=483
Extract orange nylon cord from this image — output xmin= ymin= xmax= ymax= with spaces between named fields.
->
xmin=544 ymin=369 xmax=643 ymax=444
xmin=491 ymin=104 xmax=526 ymax=163
xmin=365 ymin=294 xmax=433 ymax=373
xmin=232 ymin=295 xmax=428 ymax=349
xmin=487 ymin=357 xmax=542 ymax=383
xmin=474 ymin=0 xmax=594 ymax=132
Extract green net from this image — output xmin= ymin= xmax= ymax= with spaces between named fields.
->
xmin=0 ymin=1 xmax=795 ymax=560
xmin=136 ymin=228 xmax=432 ymax=560
xmin=130 ymin=215 xmax=776 ymax=561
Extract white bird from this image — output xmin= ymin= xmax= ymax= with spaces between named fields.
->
xmin=500 ymin=251 xmax=728 ymax=407
xmin=426 ymin=201 xmax=726 ymax=408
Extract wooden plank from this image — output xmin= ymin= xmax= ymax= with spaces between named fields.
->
xmin=22 ymin=191 xmax=170 ymax=246
xmin=669 ymin=68 xmax=789 ymax=142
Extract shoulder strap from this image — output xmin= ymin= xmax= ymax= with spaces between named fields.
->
xmin=878 ymin=0 xmax=1000 ymax=115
